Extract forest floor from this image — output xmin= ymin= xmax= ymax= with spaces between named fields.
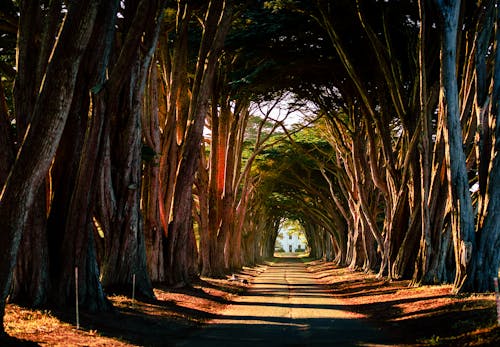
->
xmin=2 ymin=258 xmax=500 ymax=346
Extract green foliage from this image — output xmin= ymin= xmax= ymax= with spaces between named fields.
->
xmin=223 ymin=1 xmax=335 ymax=100
xmin=251 ymin=124 xmax=339 ymax=229
xmin=263 ymin=0 xmax=299 ymax=13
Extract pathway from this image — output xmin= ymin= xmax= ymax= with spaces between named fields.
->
xmin=177 ymin=258 xmax=394 ymax=347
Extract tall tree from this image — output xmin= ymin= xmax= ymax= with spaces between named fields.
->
xmin=97 ymin=0 xmax=164 ymax=300
xmin=434 ymin=0 xmax=475 ymax=291
xmin=10 ymin=0 xmax=65 ymax=308
xmin=462 ymin=0 xmax=500 ymax=292
xmin=164 ymin=0 xmax=233 ymax=285
xmin=0 ymin=0 xmax=100 ymax=332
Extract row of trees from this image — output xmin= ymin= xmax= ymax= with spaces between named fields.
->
xmin=251 ymin=0 xmax=500 ymax=294
xmin=0 ymin=0 xmax=269 ymax=333
xmin=0 ymin=0 xmax=499 ymax=335
xmin=0 ymin=0 xmax=307 ymax=333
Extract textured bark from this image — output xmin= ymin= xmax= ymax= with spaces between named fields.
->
xmin=415 ymin=0 xmax=433 ymax=286
xmin=165 ymin=0 xmax=232 ymax=285
xmin=463 ymin=1 xmax=500 ymax=292
xmin=152 ymin=2 xmax=190 ymax=283
xmin=49 ymin=0 xmax=119 ymax=311
xmin=417 ymin=119 xmax=454 ymax=284
xmin=352 ymin=132 xmax=385 ymax=274
xmin=205 ymin=100 xmax=226 ymax=277
xmin=392 ymin=206 xmax=421 ymax=279
xmin=98 ymin=0 xmax=163 ymax=299
xmin=11 ymin=186 xmax=49 ymax=307
xmin=0 ymin=0 xmax=100 ymax=332
xmin=10 ymin=0 xmax=63 ymax=307
xmin=47 ymin=74 xmax=89 ymax=301
xmin=98 ymin=68 xmax=152 ymax=297
xmin=196 ymin=147 xmax=213 ymax=276
xmin=474 ymin=1 xmax=496 ymax=229
xmin=219 ymin=106 xmax=235 ymax=270
xmin=411 ymin=0 xmax=454 ymax=285
xmin=52 ymin=89 xmax=109 ymax=310
xmin=434 ymin=0 xmax=476 ymax=291
xmin=142 ymin=63 xmax=164 ymax=283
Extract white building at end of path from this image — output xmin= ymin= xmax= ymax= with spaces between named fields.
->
xmin=275 ymin=229 xmax=306 ymax=253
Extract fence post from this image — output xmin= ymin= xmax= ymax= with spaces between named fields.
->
xmin=75 ymin=267 xmax=79 ymax=329
xmin=494 ymin=277 xmax=500 ymax=326
xmin=132 ymin=273 xmax=136 ymax=308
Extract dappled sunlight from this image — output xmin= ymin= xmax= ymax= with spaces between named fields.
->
xmin=305 ymin=260 xmax=499 ymax=345
xmin=179 ymin=259 xmax=387 ymax=346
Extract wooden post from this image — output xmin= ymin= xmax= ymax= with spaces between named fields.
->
xmin=494 ymin=278 xmax=500 ymax=325
xmin=132 ymin=273 xmax=136 ymax=308
xmin=75 ymin=267 xmax=80 ymax=329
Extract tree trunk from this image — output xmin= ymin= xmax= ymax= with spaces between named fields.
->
xmin=434 ymin=0 xmax=476 ymax=291
xmin=0 ymin=0 xmax=99 ymax=332
xmin=11 ymin=186 xmax=49 ymax=307
xmin=142 ymin=62 xmax=165 ymax=283
xmin=98 ymin=1 xmax=163 ymax=298
xmin=47 ymin=76 xmax=90 ymax=302
xmin=0 ymin=80 xmax=14 ymax=185
xmin=49 ymin=0 xmax=121 ymax=311
xmin=195 ymin=146 xmax=213 ymax=276
xmin=413 ymin=0 xmax=434 ymax=285
xmin=165 ymin=0 xmax=232 ymax=285
xmin=463 ymin=3 xmax=500 ymax=292
xmin=474 ymin=1 xmax=496 ymax=230
xmin=10 ymin=0 xmax=63 ymax=307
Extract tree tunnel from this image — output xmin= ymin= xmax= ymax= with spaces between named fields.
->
xmin=248 ymin=126 xmax=350 ymax=267
xmin=1 ymin=0 xmax=500 ymax=331
xmin=221 ymin=0 xmax=500 ymax=293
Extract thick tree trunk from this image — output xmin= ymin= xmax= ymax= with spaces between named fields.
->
xmin=98 ymin=1 xmax=163 ymax=298
xmin=348 ymin=214 xmax=367 ymax=270
xmin=11 ymin=186 xmax=49 ymax=307
xmin=391 ymin=206 xmax=421 ymax=279
xmin=142 ymin=63 xmax=165 ymax=283
xmin=415 ymin=0 xmax=433 ymax=286
xmin=50 ymin=0 xmax=123 ymax=311
xmin=98 ymin=80 xmax=154 ymax=298
xmin=223 ymin=106 xmax=241 ymax=271
xmin=10 ymin=0 xmax=63 ymax=307
xmin=47 ymin=78 xmax=89 ymax=302
xmin=473 ymin=1 xmax=496 ymax=230
xmin=463 ymin=4 xmax=500 ymax=292
xmin=0 ymin=0 xmax=99 ymax=332
xmin=434 ymin=0 xmax=476 ymax=291
xmin=205 ymin=100 xmax=226 ymax=277
xmin=165 ymin=142 xmax=201 ymax=285
xmin=165 ymin=0 xmax=231 ymax=285
xmin=352 ymin=133 xmax=385 ymax=274
xmin=51 ymin=89 xmax=111 ymax=311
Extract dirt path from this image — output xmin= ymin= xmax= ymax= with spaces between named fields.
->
xmin=177 ymin=258 xmax=393 ymax=347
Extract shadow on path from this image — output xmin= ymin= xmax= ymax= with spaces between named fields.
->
xmin=177 ymin=257 xmax=393 ymax=347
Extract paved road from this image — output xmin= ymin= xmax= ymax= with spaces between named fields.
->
xmin=177 ymin=258 xmax=393 ymax=347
